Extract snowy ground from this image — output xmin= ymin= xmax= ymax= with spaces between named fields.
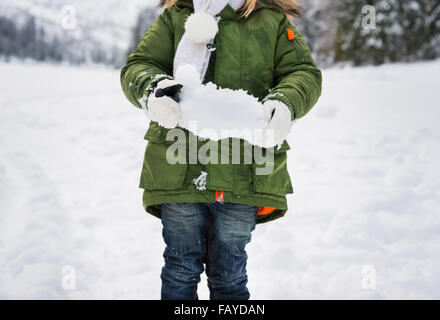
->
xmin=0 ymin=60 xmax=439 ymax=299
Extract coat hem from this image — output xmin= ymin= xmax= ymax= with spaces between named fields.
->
xmin=141 ymin=189 xmax=288 ymax=224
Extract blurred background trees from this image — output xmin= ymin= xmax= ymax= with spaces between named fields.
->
xmin=126 ymin=9 xmax=158 ymax=56
xmin=0 ymin=0 xmax=439 ymax=68
xmin=333 ymin=0 xmax=440 ymax=66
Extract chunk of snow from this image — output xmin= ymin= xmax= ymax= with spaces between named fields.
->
xmin=173 ymin=64 xmax=272 ymax=147
xmin=192 ymin=171 xmax=207 ymax=191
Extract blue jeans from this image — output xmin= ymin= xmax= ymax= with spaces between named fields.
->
xmin=160 ymin=202 xmax=258 ymax=300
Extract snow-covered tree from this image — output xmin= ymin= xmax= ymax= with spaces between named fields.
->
xmin=335 ymin=0 xmax=440 ymax=65
xmin=296 ymin=0 xmax=338 ymax=67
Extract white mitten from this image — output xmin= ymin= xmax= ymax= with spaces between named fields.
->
xmin=147 ymin=79 xmax=183 ymax=129
xmin=263 ymin=100 xmax=293 ymax=146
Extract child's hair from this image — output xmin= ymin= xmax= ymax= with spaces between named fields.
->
xmin=158 ymin=0 xmax=301 ymax=18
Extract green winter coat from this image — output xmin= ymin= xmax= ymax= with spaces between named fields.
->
xmin=120 ymin=0 xmax=322 ymax=224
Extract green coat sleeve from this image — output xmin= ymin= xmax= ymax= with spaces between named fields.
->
xmin=120 ymin=9 xmax=175 ymax=109
xmin=264 ymin=16 xmax=322 ymax=120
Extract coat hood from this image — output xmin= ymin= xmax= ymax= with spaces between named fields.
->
xmin=174 ymin=0 xmax=283 ymax=20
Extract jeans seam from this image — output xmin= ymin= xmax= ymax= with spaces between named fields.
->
xmin=205 ymin=213 xmax=218 ymax=300
xmin=192 ymin=285 xmax=197 ymax=300
xmin=199 ymin=210 xmax=210 ymax=275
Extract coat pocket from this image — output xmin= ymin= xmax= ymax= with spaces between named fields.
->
xmin=139 ymin=140 xmax=188 ymax=191
xmin=206 ymin=163 xmax=234 ymax=192
xmin=251 ymin=146 xmax=293 ymax=196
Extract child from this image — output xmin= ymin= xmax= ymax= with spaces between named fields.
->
xmin=121 ymin=0 xmax=322 ymax=300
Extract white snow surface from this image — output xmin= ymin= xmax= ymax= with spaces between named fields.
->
xmin=0 ymin=60 xmax=440 ymax=299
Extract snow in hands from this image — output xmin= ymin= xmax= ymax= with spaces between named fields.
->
xmin=147 ymin=64 xmax=288 ymax=148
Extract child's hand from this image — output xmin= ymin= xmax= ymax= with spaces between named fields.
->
xmin=147 ymin=79 xmax=183 ymax=129
xmin=263 ymin=100 xmax=293 ymax=146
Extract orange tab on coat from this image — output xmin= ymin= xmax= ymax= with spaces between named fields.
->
xmin=215 ymin=190 xmax=224 ymax=202
xmin=258 ymin=206 xmax=276 ymax=216
xmin=286 ymin=27 xmax=295 ymax=40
